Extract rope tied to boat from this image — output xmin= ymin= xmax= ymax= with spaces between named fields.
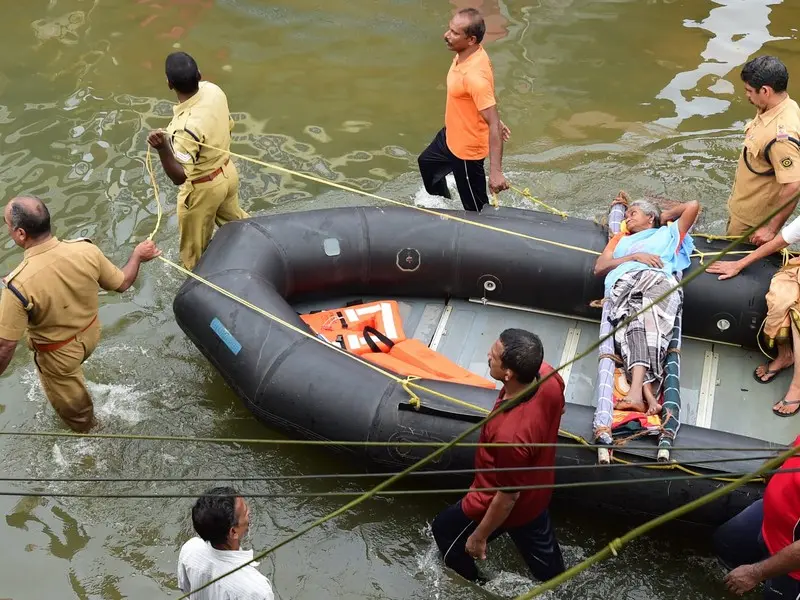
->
xmin=145 ymin=138 xmax=782 ymax=487
xmin=509 ymin=185 xmax=569 ymax=218
xmin=138 ymin=138 xmax=799 ymax=598
xmin=168 ymin=134 xmax=603 ymax=255
xmin=400 ymin=376 xmax=422 ymax=410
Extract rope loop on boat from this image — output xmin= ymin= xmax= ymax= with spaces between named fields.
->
xmin=509 ymin=185 xmax=569 ymax=218
xmin=401 ymin=376 xmax=422 ymax=410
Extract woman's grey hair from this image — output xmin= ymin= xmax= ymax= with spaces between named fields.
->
xmin=631 ymin=199 xmax=661 ymax=227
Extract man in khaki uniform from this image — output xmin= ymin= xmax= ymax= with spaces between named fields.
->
xmin=0 ymin=196 xmax=161 ymax=431
xmin=147 ymin=51 xmax=248 ymax=270
xmin=727 ymin=56 xmax=800 ymax=246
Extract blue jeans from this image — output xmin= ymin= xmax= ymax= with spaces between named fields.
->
xmin=431 ymin=499 xmax=565 ymax=582
xmin=714 ymin=499 xmax=800 ymax=599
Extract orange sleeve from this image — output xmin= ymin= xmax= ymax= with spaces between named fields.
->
xmin=464 ymin=73 xmax=496 ymax=112
xmin=605 ymin=232 xmax=625 ymax=254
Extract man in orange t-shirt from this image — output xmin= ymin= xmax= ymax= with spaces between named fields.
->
xmin=418 ymin=8 xmax=509 ymax=211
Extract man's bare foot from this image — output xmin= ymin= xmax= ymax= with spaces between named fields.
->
xmin=643 ymin=384 xmax=663 ymax=417
xmin=616 ymin=389 xmax=646 ymax=412
xmin=755 ymin=355 xmax=793 ymax=383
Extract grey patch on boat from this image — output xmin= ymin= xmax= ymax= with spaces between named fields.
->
xmin=323 ymin=238 xmax=341 ymax=257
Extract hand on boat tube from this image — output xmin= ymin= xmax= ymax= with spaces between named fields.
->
xmin=705 ymin=260 xmax=742 ymax=280
xmin=465 ymin=532 xmax=488 ymax=561
xmin=724 ymin=563 xmax=760 ymax=595
xmin=630 ymin=252 xmax=663 ymax=268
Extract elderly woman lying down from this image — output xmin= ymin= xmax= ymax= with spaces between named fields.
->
xmin=593 ymin=197 xmax=699 ymax=416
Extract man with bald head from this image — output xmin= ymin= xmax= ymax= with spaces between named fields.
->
xmin=0 ymin=196 xmax=161 ymax=431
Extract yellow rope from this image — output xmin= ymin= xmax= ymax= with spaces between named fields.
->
xmin=170 ymin=134 xmax=599 ymax=255
xmin=509 ymin=185 xmax=569 ymax=218
xmin=512 ymin=443 xmax=800 ymax=599
xmin=143 ymin=143 xmax=772 ymax=484
xmin=142 ymin=139 xmax=800 ymax=598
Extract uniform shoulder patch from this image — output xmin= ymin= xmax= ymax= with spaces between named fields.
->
xmin=781 ymin=157 xmax=794 ymax=168
xmin=64 ymin=237 xmax=94 ymax=244
xmin=174 ymin=149 xmax=193 ymax=164
xmin=2 ymin=260 xmax=28 ymax=285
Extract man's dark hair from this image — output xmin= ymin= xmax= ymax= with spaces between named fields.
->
xmin=9 ymin=197 xmax=51 ymax=238
xmin=741 ymin=56 xmax=789 ymax=93
xmin=165 ymin=52 xmax=201 ymax=94
xmin=498 ymin=328 xmax=543 ymax=384
xmin=191 ymin=486 xmax=239 ymax=546
xmin=457 ymin=8 xmax=486 ymax=44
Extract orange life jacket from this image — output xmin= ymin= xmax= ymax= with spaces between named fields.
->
xmin=359 ymin=326 xmax=496 ymax=389
xmin=300 ymin=300 xmax=405 ymax=355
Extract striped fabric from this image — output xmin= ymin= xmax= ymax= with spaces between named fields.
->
xmin=591 ymin=202 xmax=683 ymax=447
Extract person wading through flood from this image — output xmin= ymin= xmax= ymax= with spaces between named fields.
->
xmin=147 ymin=51 xmax=248 ymax=271
xmin=593 ymin=197 xmax=699 ymax=416
xmin=431 ymin=329 xmax=566 ymax=584
xmin=726 ymin=56 xmax=800 ymax=246
xmin=0 ymin=196 xmax=161 ymax=431
xmin=417 ymin=8 xmax=510 ymax=211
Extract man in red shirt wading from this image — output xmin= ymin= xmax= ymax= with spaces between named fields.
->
xmin=417 ymin=8 xmax=510 ymax=212
xmin=714 ymin=435 xmax=800 ymax=598
xmin=432 ymin=329 xmax=566 ymax=583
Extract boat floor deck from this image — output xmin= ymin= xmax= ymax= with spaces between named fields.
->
xmin=294 ymin=295 xmax=797 ymax=446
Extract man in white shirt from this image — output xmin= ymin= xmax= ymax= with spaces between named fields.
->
xmin=177 ymin=487 xmax=274 ymax=599
xmin=707 ymin=215 xmax=800 ymax=417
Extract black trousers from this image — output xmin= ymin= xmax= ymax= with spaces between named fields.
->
xmin=713 ymin=499 xmax=800 ymax=599
xmin=431 ymin=500 xmax=565 ymax=583
xmin=418 ymin=127 xmax=489 ymax=211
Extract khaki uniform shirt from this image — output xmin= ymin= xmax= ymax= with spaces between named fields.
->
xmin=166 ymin=81 xmax=234 ymax=185
xmin=727 ymin=96 xmax=800 ymax=228
xmin=0 ymin=237 xmax=125 ymax=344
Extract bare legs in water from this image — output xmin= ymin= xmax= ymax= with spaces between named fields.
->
xmin=616 ymin=364 xmax=663 ymax=416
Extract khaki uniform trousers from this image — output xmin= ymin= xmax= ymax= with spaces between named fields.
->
xmin=31 ymin=318 xmax=101 ymax=432
xmin=726 ymin=213 xmax=753 ymax=237
xmin=177 ymin=160 xmax=249 ymax=270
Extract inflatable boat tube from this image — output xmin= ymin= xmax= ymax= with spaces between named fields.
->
xmin=173 ymin=205 xmax=782 ymax=525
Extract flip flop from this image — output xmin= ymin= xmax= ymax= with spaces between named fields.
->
xmin=753 ymin=364 xmax=789 ymax=384
xmin=772 ymin=399 xmax=800 ymax=418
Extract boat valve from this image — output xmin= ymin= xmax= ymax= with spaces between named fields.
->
xmin=481 ymin=280 xmax=497 ymax=305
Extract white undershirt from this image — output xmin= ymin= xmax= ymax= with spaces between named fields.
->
xmin=177 ymin=537 xmax=275 ymax=600
xmin=782 ymin=215 xmax=800 ymax=245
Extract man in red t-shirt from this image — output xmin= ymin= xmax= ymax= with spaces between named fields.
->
xmin=714 ymin=434 xmax=800 ymax=598
xmin=431 ymin=328 xmax=566 ymax=582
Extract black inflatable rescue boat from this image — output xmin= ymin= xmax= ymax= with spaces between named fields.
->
xmin=173 ymin=205 xmax=788 ymax=526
